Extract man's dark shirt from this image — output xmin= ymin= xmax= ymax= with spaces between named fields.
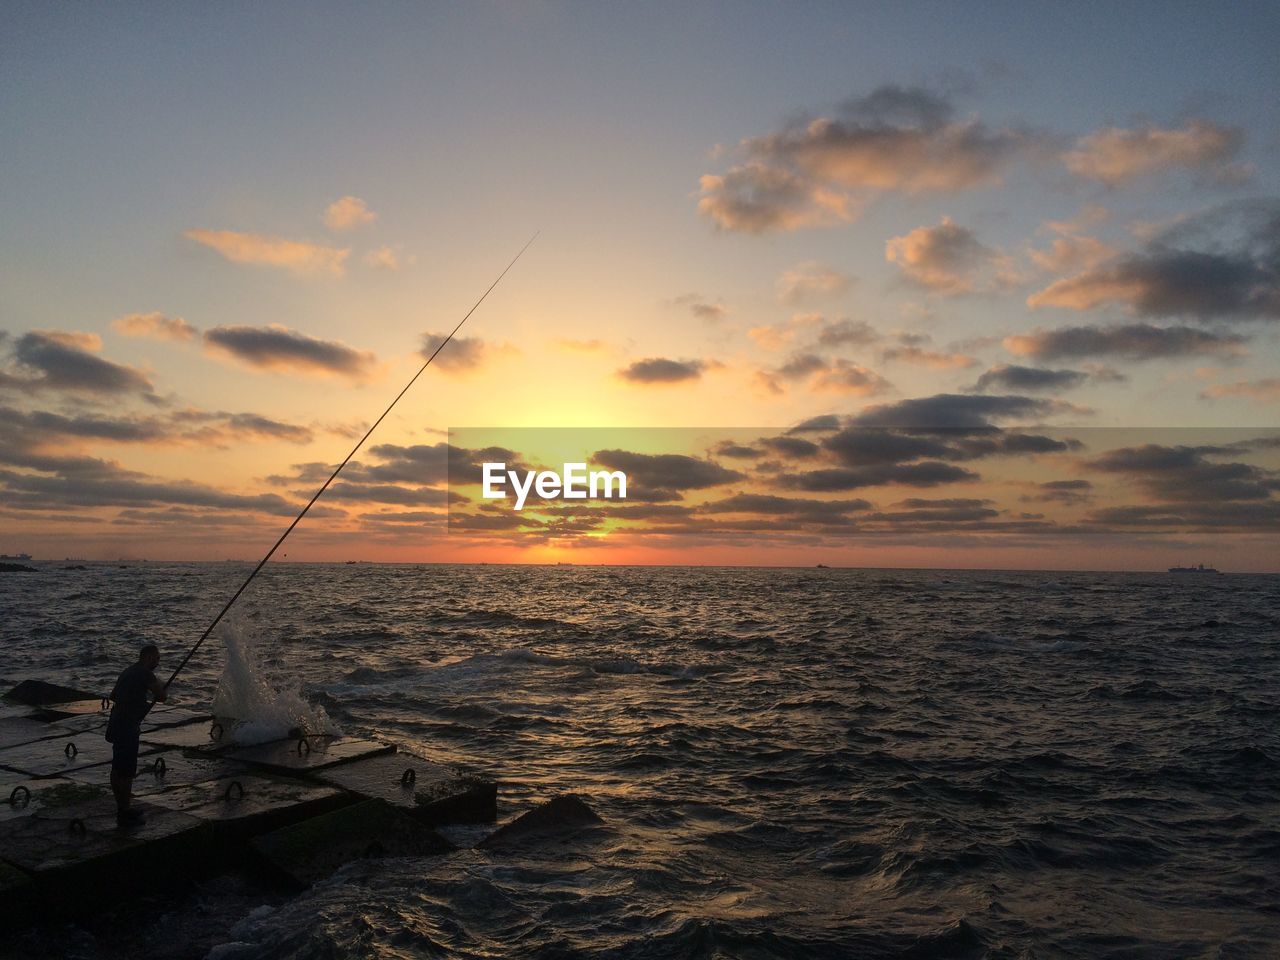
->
xmin=105 ymin=663 xmax=155 ymax=744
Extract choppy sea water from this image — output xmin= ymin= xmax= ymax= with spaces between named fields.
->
xmin=2 ymin=562 xmax=1278 ymax=959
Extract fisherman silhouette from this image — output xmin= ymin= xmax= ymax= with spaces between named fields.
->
xmin=105 ymin=644 xmax=166 ymax=828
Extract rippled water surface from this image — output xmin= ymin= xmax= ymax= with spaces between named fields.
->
xmin=2 ymin=563 xmax=1279 ymax=958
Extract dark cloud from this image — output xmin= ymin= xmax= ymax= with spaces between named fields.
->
xmin=592 ymin=449 xmax=745 ymax=495
xmin=1028 ymin=201 xmax=1280 ymax=322
xmin=713 ymin=442 xmax=764 ymax=459
xmin=758 ymin=436 xmax=821 ymax=459
xmin=787 ymin=414 xmax=842 ymax=434
xmin=618 ymin=358 xmax=706 ymax=384
xmin=0 ymin=467 xmax=295 ymax=514
xmin=205 ymin=325 xmax=376 ymax=379
xmin=1025 ymin=479 xmax=1094 ymax=505
xmin=419 ymin=333 xmax=488 ymax=372
xmin=1087 ymin=444 xmax=1278 ymax=502
xmin=816 ymin=318 xmax=879 ymax=348
xmin=322 ymin=482 xmax=451 ymax=507
xmin=1004 ymin=323 xmax=1247 ymax=361
xmin=700 ymin=493 xmax=871 ymax=518
xmin=697 ymin=85 xmax=1034 ymax=233
xmin=8 ymin=331 xmax=154 ymax=396
xmin=777 ymin=461 xmax=978 ymax=491
xmin=972 ymin=364 xmax=1089 ymax=393
xmin=364 ymin=442 xmax=450 ymax=485
xmin=851 ymin=393 xmax=1061 ymax=429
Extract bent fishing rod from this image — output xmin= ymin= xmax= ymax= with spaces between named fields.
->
xmin=155 ymin=233 xmax=539 ymax=700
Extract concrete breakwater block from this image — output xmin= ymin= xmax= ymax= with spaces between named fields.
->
xmin=0 ymin=777 xmax=101 ymax=824
xmin=0 ymin=860 xmax=35 ymax=928
xmin=141 ymin=721 xmax=230 ymax=751
xmin=65 ymin=751 xmax=252 ymax=798
xmin=3 ymin=680 xmax=99 ymax=706
xmin=33 ymin=699 xmax=111 ymax=719
xmin=0 ymin=732 xmax=161 ymax=778
xmin=223 ymin=736 xmax=394 ymax=774
xmin=250 ymin=799 xmax=454 ymax=886
xmin=145 ymin=773 xmax=352 ymax=841
xmin=0 ymin=717 xmax=65 ymax=749
xmin=143 ymin=704 xmax=213 ymax=729
xmin=313 ymin=753 xmax=498 ymax=825
xmin=0 ymin=797 xmax=211 ymax=917
xmin=478 ymin=794 xmax=604 ymax=850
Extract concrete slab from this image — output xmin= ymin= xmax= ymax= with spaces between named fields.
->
xmin=0 ymin=860 xmax=36 ymax=929
xmin=0 ymin=732 xmax=161 ymax=777
xmin=50 ymin=713 xmax=111 ymax=734
xmin=0 ymin=777 xmax=103 ymax=823
xmin=313 ymin=752 xmax=497 ymax=825
xmin=224 ymin=736 xmax=394 ymax=774
xmin=143 ymin=705 xmax=212 ymax=729
xmin=65 ymin=751 xmax=251 ymax=797
xmin=141 ymin=722 xmax=229 ymax=751
xmin=0 ymin=717 xmax=64 ymax=749
xmin=34 ymin=699 xmax=111 ymax=719
xmin=250 ymin=799 xmax=454 ymax=886
xmin=146 ymin=773 xmax=352 ymax=840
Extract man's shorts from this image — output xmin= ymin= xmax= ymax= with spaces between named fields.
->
xmin=111 ymin=737 xmax=140 ymax=778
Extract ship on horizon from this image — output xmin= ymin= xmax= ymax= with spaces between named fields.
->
xmin=1168 ymin=563 xmax=1221 ymax=574
xmin=0 ymin=553 xmax=32 ymax=562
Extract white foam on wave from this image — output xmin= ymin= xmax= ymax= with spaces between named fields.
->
xmin=211 ymin=617 xmax=340 ymax=745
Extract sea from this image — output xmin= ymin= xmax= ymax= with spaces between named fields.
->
xmin=1 ymin=562 xmax=1278 ymax=959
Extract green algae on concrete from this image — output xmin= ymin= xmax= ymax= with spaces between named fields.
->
xmin=250 ymin=798 xmax=454 ymax=886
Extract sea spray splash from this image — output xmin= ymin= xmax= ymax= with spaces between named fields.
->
xmin=211 ymin=616 xmax=340 ymax=744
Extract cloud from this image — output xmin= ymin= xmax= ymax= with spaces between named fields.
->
xmin=1026 ymin=201 xmax=1280 ymax=321
xmin=885 ymin=217 xmax=1008 ymax=294
xmin=671 ymin=294 xmax=729 ymax=323
xmin=816 ymin=318 xmax=879 ymax=348
xmin=1028 ymin=234 xmax=1117 ymax=275
xmin=776 ymin=262 xmax=851 ymax=303
xmin=419 ymin=333 xmax=491 ymax=373
xmin=757 ymin=353 xmax=890 ymax=397
xmin=363 ymin=246 xmax=400 ymax=270
xmin=699 ymin=493 xmax=871 ymax=518
xmin=1086 ymin=443 xmax=1278 ymax=502
xmin=777 ymin=462 xmax=979 ymax=491
xmin=186 ymin=229 xmax=349 ymax=277
xmin=1199 ymin=378 xmax=1280 ymax=402
xmin=1063 ymin=120 xmax=1248 ymax=186
xmin=7 ymin=331 xmax=154 ymax=396
xmin=850 ymin=393 xmax=1061 ymax=429
xmin=1025 ymin=479 xmax=1094 ymax=505
xmin=697 ymin=163 xmax=858 ymax=233
xmin=881 ymin=343 xmax=978 ymax=369
xmin=1004 ymin=323 xmax=1247 ymax=361
xmin=697 ymin=85 xmax=1031 ymax=233
xmin=618 ymin=357 xmax=706 ymax=384
xmin=971 ymin=364 xmax=1089 ymax=393
xmin=323 ymin=196 xmax=377 ymax=232
xmin=0 ymin=464 xmax=296 ymax=515
xmin=205 ymin=324 xmax=376 ymax=379
xmin=111 ymin=312 xmax=199 ymax=342
xmin=591 ymin=449 xmax=745 ymax=494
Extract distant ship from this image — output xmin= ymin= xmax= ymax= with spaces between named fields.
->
xmin=1168 ymin=563 xmax=1220 ymax=574
xmin=0 ymin=553 xmax=32 ymax=561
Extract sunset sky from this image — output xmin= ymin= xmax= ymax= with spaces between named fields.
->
xmin=3 ymin=2 xmax=1279 ymax=569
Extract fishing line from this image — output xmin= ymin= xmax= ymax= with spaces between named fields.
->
xmin=158 ymin=232 xmax=539 ymax=695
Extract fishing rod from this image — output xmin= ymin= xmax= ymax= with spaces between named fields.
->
xmin=157 ymin=232 xmax=539 ymax=696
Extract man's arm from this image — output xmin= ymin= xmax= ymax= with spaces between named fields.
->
xmin=147 ymin=676 xmax=168 ymax=703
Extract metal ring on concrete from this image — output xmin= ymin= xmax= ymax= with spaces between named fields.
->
xmin=400 ymin=768 xmax=416 ymax=787
xmin=152 ymin=756 xmax=168 ymax=776
xmin=68 ymin=818 xmax=86 ymax=836
xmin=8 ymin=785 xmax=30 ymax=808
xmin=224 ymin=780 xmax=245 ymax=803
xmin=101 ymin=697 xmax=111 ymax=712
xmin=64 ymin=742 xmax=78 ymax=758
xmin=210 ymin=722 xmax=224 ymax=740
xmin=296 ymin=737 xmax=312 ymax=756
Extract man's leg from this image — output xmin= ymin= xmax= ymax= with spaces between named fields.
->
xmin=110 ymin=769 xmax=132 ymax=814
